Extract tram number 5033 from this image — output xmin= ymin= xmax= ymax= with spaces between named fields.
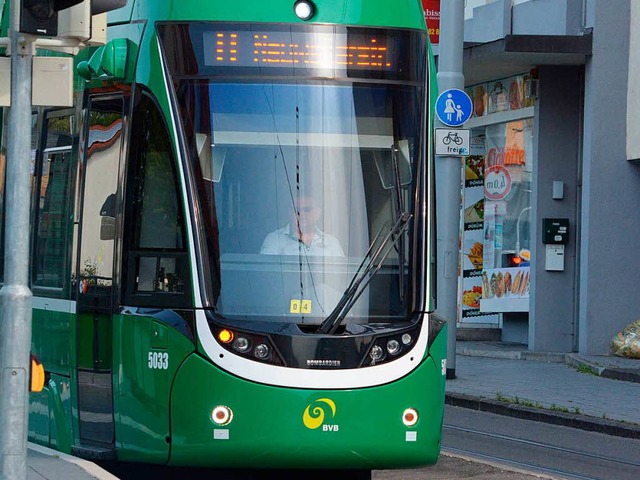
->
xmin=148 ymin=351 xmax=169 ymax=370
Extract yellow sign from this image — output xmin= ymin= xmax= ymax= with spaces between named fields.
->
xmin=303 ymin=398 xmax=337 ymax=430
xmin=290 ymin=300 xmax=301 ymax=313
xmin=301 ymin=300 xmax=312 ymax=314
xmin=290 ymin=299 xmax=312 ymax=314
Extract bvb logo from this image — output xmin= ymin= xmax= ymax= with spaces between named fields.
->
xmin=302 ymin=398 xmax=336 ymax=430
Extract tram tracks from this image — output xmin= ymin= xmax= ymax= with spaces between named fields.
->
xmin=442 ymin=423 xmax=640 ymax=480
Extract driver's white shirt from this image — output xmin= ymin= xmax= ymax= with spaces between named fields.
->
xmin=260 ymin=224 xmax=344 ymax=256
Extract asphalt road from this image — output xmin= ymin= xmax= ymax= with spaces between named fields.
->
xmin=440 ymin=405 xmax=640 ymax=480
xmin=104 ymin=458 xmax=546 ymax=480
xmin=374 ymin=454 xmax=550 ymax=480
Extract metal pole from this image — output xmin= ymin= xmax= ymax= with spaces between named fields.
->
xmin=435 ymin=0 xmax=464 ymax=380
xmin=0 ymin=1 xmax=34 ymax=478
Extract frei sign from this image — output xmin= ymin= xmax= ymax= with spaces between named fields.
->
xmin=435 ymin=128 xmax=470 ymax=156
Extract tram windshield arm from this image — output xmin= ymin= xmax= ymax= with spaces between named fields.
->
xmin=316 ymin=211 xmax=412 ymax=335
xmin=391 ymin=142 xmax=408 ymax=301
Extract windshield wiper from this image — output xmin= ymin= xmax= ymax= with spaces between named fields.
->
xmin=391 ymin=143 xmax=407 ymax=301
xmin=316 ymin=211 xmax=412 ymax=335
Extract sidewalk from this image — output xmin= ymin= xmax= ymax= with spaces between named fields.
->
xmin=27 ymin=443 xmax=117 ymax=480
xmin=446 ymin=341 xmax=640 ymax=437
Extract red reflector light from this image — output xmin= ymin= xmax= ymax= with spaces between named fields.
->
xmin=403 ymin=408 xmax=418 ymax=427
xmin=211 ymin=405 xmax=233 ymax=426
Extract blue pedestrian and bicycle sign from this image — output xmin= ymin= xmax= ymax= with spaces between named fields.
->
xmin=435 ymin=88 xmax=473 ymax=127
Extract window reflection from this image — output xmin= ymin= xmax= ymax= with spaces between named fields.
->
xmin=33 ymin=114 xmax=74 ymax=290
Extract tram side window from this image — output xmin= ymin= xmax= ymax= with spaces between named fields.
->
xmin=124 ymin=93 xmax=189 ymax=304
xmin=32 ymin=114 xmax=74 ymax=292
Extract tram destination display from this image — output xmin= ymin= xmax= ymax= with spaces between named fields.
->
xmin=203 ymin=29 xmax=395 ymax=70
xmin=192 ymin=24 xmax=425 ymax=81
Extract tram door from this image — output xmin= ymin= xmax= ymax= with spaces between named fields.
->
xmin=75 ymin=95 xmax=125 ymax=454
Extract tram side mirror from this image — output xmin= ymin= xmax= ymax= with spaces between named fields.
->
xmin=196 ymin=133 xmax=225 ymax=183
xmin=373 ymin=139 xmax=413 ymax=190
xmin=99 ymin=193 xmax=116 ymax=241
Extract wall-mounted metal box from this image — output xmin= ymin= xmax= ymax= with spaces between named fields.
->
xmin=542 ymin=218 xmax=569 ymax=244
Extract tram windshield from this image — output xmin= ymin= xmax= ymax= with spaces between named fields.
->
xmin=158 ymin=23 xmax=427 ymax=328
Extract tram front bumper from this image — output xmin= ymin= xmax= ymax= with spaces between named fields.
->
xmin=168 ymin=353 xmax=445 ymax=469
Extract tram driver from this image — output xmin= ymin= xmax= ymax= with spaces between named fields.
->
xmin=260 ymin=194 xmax=344 ymax=256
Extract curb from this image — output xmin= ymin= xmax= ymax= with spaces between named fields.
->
xmin=565 ymin=353 xmax=640 ymax=384
xmin=456 ymin=347 xmax=566 ymax=363
xmin=456 ymin=347 xmax=640 ymax=384
xmin=445 ymin=393 xmax=640 ymax=439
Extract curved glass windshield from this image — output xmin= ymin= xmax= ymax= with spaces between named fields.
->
xmin=159 ymin=24 xmax=427 ymax=328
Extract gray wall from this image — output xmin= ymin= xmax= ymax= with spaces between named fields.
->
xmin=464 ymin=0 xmax=511 ymax=43
xmin=530 ymin=66 xmax=582 ymax=353
xmin=513 ymin=0 xmax=585 ymax=36
xmin=579 ymin=0 xmax=640 ymax=354
xmin=465 ymin=0 xmax=586 ymax=43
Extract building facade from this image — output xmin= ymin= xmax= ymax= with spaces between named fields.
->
xmin=448 ymin=0 xmax=639 ymax=355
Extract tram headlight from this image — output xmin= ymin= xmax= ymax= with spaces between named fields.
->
xmin=386 ymin=339 xmax=401 ymax=356
xmin=293 ymin=0 xmax=316 ymax=21
xmin=362 ymin=326 xmax=421 ymax=366
xmin=213 ymin=326 xmax=283 ymax=366
xmin=254 ymin=343 xmax=270 ymax=359
xmin=233 ymin=336 xmax=251 ymax=353
xmin=211 ymin=405 xmax=233 ymax=426
xmin=370 ymin=344 xmax=385 ymax=362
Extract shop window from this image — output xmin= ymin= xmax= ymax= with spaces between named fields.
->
xmin=460 ymin=116 xmax=533 ymax=321
xmin=483 ymin=119 xmax=533 ymax=267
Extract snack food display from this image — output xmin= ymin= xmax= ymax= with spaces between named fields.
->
xmin=462 ymin=286 xmax=482 ymax=308
xmin=511 ymin=270 xmax=529 ymax=296
xmin=482 ymin=268 xmax=530 ymax=300
xmin=489 ymin=272 xmax=498 ymax=298
xmin=464 ymin=199 xmax=484 ymax=224
xmin=504 ymin=271 xmax=512 ymax=293
xmin=466 ymin=241 xmax=483 ymax=269
xmin=495 ymin=272 xmax=505 ymax=297
xmin=512 ymin=270 xmax=522 ymax=294
xmin=482 ymin=272 xmax=492 ymax=298
xmin=519 ymin=271 xmax=530 ymax=295
xmin=465 ymin=155 xmax=484 ymax=181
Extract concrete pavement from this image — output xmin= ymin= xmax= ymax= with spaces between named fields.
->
xmin=27 ymin=443 xmax=116 ymax=480
xmin=447 ymin=341 xmax=640 ymax=438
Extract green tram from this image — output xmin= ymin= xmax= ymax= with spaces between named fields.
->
xmin=1 ymin=0 xmax=444 ymax=474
